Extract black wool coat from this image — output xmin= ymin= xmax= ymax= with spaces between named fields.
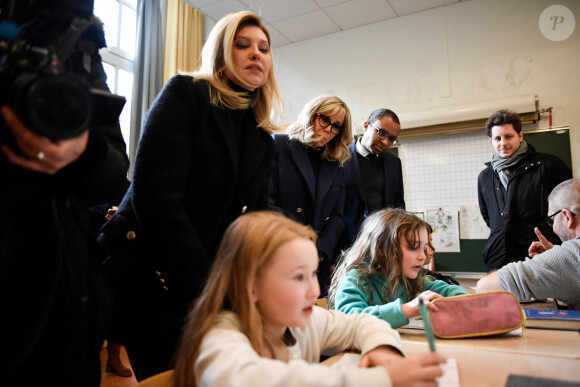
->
xmin=477 ymin=145 xmax=572 ymax=271
xmin=100 ymin=75 xmax=274 ymax=348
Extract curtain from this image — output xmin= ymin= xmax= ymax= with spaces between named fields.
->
xmin=163 ymin=0 xmax=203 ymax=84
xmin=129 ymin=0 xmax=165 ymax=177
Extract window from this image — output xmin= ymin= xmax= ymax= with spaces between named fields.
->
xmin=94 ymin=0 xmax=137 ymax=151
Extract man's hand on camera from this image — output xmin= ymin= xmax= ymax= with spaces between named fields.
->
xmin=1 ymin=106 xmax=89 ymax=175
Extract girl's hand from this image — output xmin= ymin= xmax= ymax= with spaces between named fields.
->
xmin=384 ymin=352 xmax=446 ymax=387
xmin=402 ymin=291 xmax=442 ymax=318
xmin=359 ymin=345 xmax=402 ymax=368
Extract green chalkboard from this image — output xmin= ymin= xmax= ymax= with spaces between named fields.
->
xmin=397 ymin=128 xmax=572 ymax=274
xmin=435 ymin=240 xmax=488 ymax=272
xmin=524 ymin=128 xmax=572 ymax=170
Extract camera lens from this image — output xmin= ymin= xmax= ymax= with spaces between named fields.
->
xmin=24 ymin=75 xmax=91 ymax=140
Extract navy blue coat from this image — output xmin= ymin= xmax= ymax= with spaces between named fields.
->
xmin=269 ymin=134 xmax=346 ymax=293
xmin=341 ymin=142 xmax=405 ymax=249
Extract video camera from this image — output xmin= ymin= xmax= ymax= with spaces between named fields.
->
xmin=0 ymin=0 xmax=125 ymax=141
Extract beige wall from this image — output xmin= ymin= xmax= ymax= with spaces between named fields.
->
xmin=272 ymin=0 xmax=579 ymax=176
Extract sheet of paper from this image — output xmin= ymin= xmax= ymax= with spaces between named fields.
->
xmin=332 ymin=353 xmax=461 ymax=387
xmin=401 ymin=316 xmax=425 ymax=329
xmin=500 ymin=327 xmax=523 ymax=337
xmin=438 ymin=358 xmax=460 ymax=387
xmin=425 ymin=208 xmax=460 ymax=252
xmin=459 ymin=205 xmax=490 ymax=239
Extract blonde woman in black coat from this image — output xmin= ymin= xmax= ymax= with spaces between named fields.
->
xmin=269 ymin=95 xmax=352 ymax=296
xmin=100 ymin=11 xmax=282 ymax=380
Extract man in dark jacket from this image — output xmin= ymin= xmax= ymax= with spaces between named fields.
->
xmin=0 ymin=1 xmax=129 ymax=385
xmin=477 ymin=109 xmax=571 ymax=271
xmin=340 ymin=108 xmax=405 ymax=251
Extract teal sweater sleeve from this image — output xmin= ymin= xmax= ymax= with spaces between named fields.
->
xmin=334 ymin=269 xmax=410 ymax=328
xmin=334 ymin=271 xmax=469 ymax=329
xmin=422 ymin=279 xmax=469 ymax=296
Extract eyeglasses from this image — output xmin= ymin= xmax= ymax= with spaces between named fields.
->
xmin=317 ymin=114 xmax=343 ymax=135
xmin=546 ymin=209 xmax=576 ymax=226
xmin=369 ymin=122 xmax=399 ymax=145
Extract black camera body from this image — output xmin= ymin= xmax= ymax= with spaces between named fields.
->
xmin=0 ymin=0 xmax=125 ymax=141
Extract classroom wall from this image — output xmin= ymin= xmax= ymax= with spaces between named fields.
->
xmin=272 ymin=0 xmax=579 ymax=177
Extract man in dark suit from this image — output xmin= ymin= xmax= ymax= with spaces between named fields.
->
xmin=341 ymin=108 xmax=405 ymax=251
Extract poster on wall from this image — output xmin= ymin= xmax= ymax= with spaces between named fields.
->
xmin=425 ymin=207 xmax=460 ymax=253
xmin=459 ymin=206 xmax=490 ymax=239
xmin=411 ymin=211 xmax=425 ymax=220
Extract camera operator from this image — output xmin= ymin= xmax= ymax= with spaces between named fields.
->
xmin=0 ymin=0 xmax=129 ymax=385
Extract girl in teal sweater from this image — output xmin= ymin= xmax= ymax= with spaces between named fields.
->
xmin=328 ymin=209 xmax=468 ymax=328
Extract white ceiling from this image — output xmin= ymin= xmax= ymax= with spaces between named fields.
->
xmin=184 ymin=0 xmax=471 ymax=48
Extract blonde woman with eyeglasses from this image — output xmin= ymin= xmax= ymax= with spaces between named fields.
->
xmin=269 ymin=95 xmax=352 ymax=297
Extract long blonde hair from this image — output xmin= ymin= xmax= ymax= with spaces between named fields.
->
xmin=172 ymin=211 xmax=317 ymax=387
xmin=193 ymin=11 xmax=282 ymax=133
xmin=287 ymin=95 xmax=353 ymax=166
xmin=328 ymin=208 xmax=429 ymax=308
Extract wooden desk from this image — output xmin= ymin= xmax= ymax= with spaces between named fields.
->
xmin=401 ymin=339 xmax=580 ymax=386
xmin=320 ymin=288 xmax=579 ymax=385
xmin=399 ymin=327 xmax=580 ymax=360
xmin=323 ymin=328 xmax=580 ymax=386
xmin=399 ymin=327 xmax=580 ymax=386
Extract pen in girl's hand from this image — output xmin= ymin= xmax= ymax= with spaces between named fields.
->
xmin=419 ymin=296 xmax=437 ymax=352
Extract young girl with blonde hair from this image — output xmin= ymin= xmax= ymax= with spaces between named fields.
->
xmin=328 ymin=208 xmax=468 ymax=329
xmin=172 ymin=211 xmax=445 ymax=387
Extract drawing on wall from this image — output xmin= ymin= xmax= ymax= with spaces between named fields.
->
xmin=425 ymin=207 xmax=460 ymax=253
xmin=412 ymin=211 xmax=425 ymax=220
xmin=459 ymin=206 xmax=490 ymax=239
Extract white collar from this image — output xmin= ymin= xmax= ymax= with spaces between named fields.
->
xmin=355 ymin=138 xmax=376 ymax=158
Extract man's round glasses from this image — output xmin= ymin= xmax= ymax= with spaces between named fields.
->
xmin=546 ymin=209 xmax=576 ymax=226
xmin=317 ymin=113 xmax=343 ymax=135
xmin=369 ymin=122 xmax=399 ymax=145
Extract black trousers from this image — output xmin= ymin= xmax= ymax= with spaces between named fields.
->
xmin=2 ymin=273 xmax=105 ymax=387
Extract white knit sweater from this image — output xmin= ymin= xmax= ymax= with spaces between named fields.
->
xmin=195 ymin=306 xmax=403 ymax=387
